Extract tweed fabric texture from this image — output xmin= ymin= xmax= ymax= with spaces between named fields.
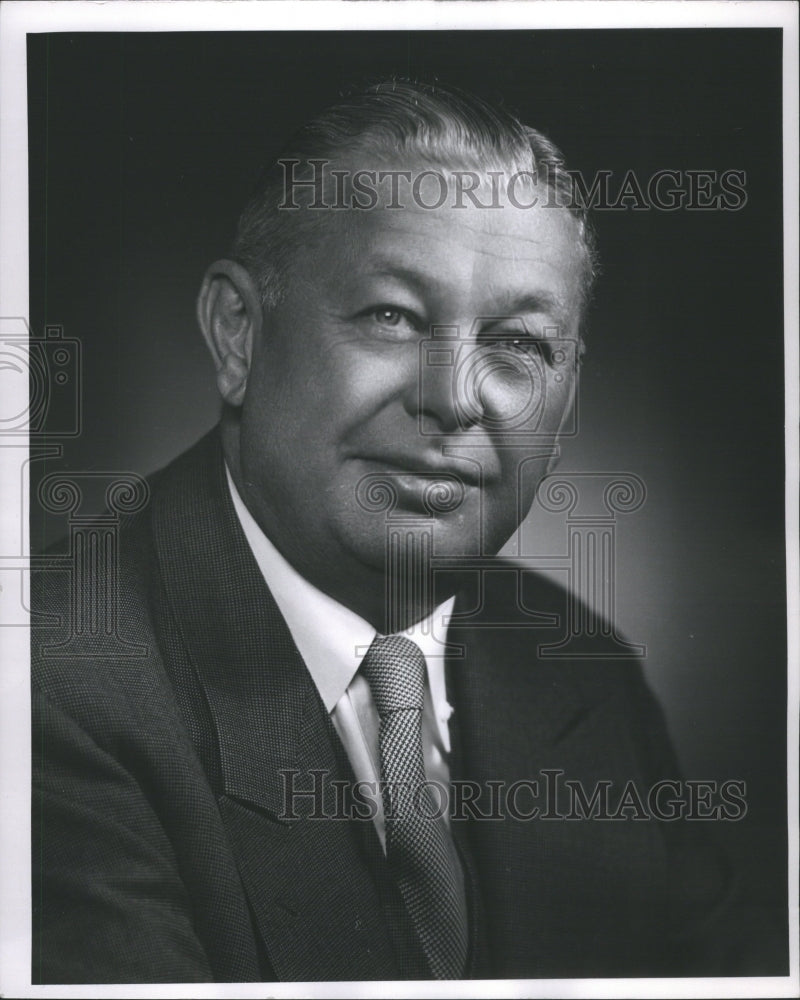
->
xmin=361 ymin=634 xmax=468 ymax=980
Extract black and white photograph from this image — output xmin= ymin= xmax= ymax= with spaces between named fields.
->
xmin=0 ymin=2 xmax=797 ymax=996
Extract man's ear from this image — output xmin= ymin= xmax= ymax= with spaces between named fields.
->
xmin=197 ymin=260 xmax=263 ymax=407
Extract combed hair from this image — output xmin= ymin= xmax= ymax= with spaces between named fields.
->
xmin=231 ymin=79 xmax=598 ymax=312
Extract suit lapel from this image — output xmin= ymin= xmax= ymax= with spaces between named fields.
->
xmin=150 ymin=432 xmax=399 ymax=980
xmin=446 ymin=576 xmax=667 ymax=977
xmin=445 ymin=581 xmax=592 ymax=973
xmin=446 ymin=583 xmax=590 ymax=781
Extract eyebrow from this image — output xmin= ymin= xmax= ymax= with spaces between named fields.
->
xmin=489 ymin=291 xmax=568 ymax=323
xmin=360 ymin=260 xmax=436 ymax=296
xmin=361 ymin=259 xmax=571 ymax=326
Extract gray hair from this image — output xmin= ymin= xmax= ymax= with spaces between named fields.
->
xmin=231 ymin=79 xmax=598 ymax=314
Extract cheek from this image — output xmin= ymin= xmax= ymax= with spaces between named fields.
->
xmin=311 ymin=343 xmax=416 ymax=440
xmin=244 ymin=337 xmax=412 ymax=464
xmin=542 ymin=371 xmax=576 ymax=430
xmin=491 ymin=372 xmax=574 ymax=510
xmin=465 ymin=346 xmax=576 ymax=436
xmin=483 ymin=377 xmax=574 ymax=458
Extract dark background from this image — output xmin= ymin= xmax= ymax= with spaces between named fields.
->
xmin=27 ymin=29 xmax=787 ymax=959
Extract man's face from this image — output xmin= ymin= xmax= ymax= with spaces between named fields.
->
xmin=235 ymin=170 xmax=585 ymax=603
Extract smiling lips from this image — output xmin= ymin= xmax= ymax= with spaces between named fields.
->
xmin=361 ymin=455 xmax=485 ymax=488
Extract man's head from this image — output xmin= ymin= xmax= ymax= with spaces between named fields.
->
xmin=197 ymin=80 xmax=595 ymax=626
xmin=229 ymin=80 xmax=596 ymax=313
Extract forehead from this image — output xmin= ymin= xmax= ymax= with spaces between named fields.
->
xmin=301 ymin=167 xmax=585 ymax=322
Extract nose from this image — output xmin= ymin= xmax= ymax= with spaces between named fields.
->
xmin=409 ymin=331 xmax=550 ymax=436
xmin=408 ymin=333 xmax=482 ymax=434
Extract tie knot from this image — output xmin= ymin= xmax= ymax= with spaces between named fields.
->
xmin=361 ymin=633 xmax=426 ymax=716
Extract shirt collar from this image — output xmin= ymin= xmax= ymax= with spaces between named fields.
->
xmin=225 ymin=466 xmax=455 ymax=722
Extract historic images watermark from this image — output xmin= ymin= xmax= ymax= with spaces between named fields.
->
xmin=279 ymin=160 xmax=748 ymax=213
xmin=279 ymin=768 xmax=748 ymax=823
xmin=1 ymin=317 xmax=150 ymax=644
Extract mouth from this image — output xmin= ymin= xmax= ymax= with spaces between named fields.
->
xmin=353 ymin=455 xmax=484 ymax=517
xmin=360 ymin=455 xmax=483 ymax=489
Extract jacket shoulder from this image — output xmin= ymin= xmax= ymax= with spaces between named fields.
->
xmin=30 ymin=430 xmax=221 ymax=732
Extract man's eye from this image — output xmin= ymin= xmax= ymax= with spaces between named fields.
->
xmin=365 ymin=306 xmax=421 ymax=334
xmin=373 ymin=308 xmax=408 ymax=327
xmin=375 ymin=309 xmax=404 ymax=326
xmin=508 ymin=336 xmax=537 ymax=353
xmin=487 ymin=331 xmax=547 ymax=359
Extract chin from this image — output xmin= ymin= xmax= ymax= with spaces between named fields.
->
xmin=351 ymin=514 xmax=500 ymax=570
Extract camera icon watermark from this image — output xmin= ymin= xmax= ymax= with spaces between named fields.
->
xmin=0 ymin=318 xmax=81 ymax=437
xmin=418 ymin=318 xmax=579 ymax=439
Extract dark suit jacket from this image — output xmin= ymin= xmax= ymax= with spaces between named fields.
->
xmin=32 ymin=430 xmax=742 ymax=983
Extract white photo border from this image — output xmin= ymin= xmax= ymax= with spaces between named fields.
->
xmin=1 ymin=3 xmax=797 ymax=998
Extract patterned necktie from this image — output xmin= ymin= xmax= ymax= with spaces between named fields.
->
xmin=360 ymin=633 xmax=468 ymax=980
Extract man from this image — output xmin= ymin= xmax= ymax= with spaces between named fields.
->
xmin=32 ymin=80 xmax=738 ymax=983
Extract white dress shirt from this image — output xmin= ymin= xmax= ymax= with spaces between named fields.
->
xmin=225 ymin=466 xmax=458 ymax=850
